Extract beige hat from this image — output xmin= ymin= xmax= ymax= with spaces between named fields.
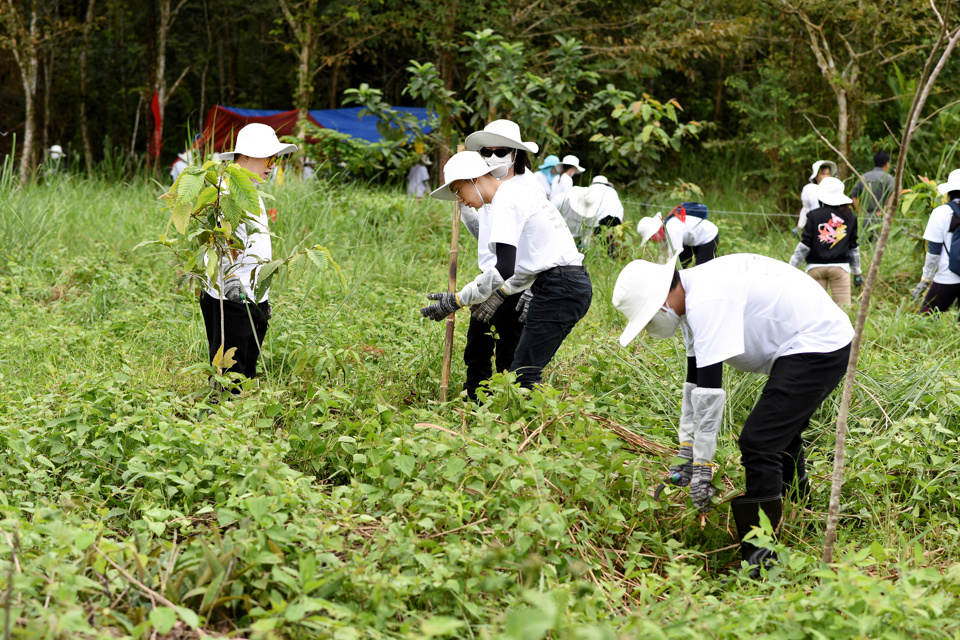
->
xmin=464 ymin=119 xmax=539 ymax=154
xmin=815 ymin=176 xmax=852 ymax=206
xmin=430 ymin=151 xmax=494 ymax=201
xmin=216 ymin=123 xmax=298 ymax=161
xmin=809 ymin=160 xmax=838 ymax=182
xmin=560 ymin=155 xmax=585 ymax=173
xmin=937 ymin=169 xmax=960 ymax=195
xmin=612 ymin=255 xmax=679 ymax=347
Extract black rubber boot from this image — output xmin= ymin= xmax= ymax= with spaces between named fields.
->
xmin=731 ymin=497 xmax=782 ymax=579
xmin=783 ymin=475 xmax=810 ymax=507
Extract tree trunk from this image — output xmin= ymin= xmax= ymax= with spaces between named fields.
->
xmin=836 ymin=87 xmax=850 ymax=178
xmin=296 ymin=22 xmax=312 ymax=138
xmin=42 ymin=47 xmax=52 ymax=154
xmin=10 ymin=5 xmax=41 ymax=184
xmin=329 ymin=57 xmax=340 ymax=109
xmin=80 ymin=0 xmax=96 ymax=175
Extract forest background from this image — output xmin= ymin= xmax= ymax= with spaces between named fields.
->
xmin=4 ymin=0 xmax=960 ymax=198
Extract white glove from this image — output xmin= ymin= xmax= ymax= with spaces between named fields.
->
xmin=456 ymin=269 xmax=505 ymax=307
xmin=789 ymin=243 xmax=810 ymax=269
xmin=692 ymin=387 xmax=726 ymax=465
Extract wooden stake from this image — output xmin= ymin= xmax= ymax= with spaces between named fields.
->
xmin=440 ymin=199 xmax=461 ymax=402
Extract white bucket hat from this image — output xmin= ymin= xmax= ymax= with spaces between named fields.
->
xmin=49 ymin=144 xmax=64 ymax=159
xmin=816 ymin=176 xmax=852 ymax=206
xmin=809 ymin=160 xmax=838 ymax=182
xmin=560 ymin=155 xmax=585 ymax=173
xmin=612 ymin=255 xmax=679 ymax=347
xmin=565 ymin=186 xmax=602 ymax=219
xmin=592 ymin=175 xmax=610 ymax=185
xmin=937 ymin=169 xmax=960 ymax=195
xmin=216 ymin=123 xmax=298 ymax=161
xmin=430 ymin=151 xmax=494 ymax=201
xmin=464 ymin=119 xmax=539 ymax=154
xmin=636 ymin=213 xmax=664 ymax=245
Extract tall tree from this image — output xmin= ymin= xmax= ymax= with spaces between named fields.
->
xmin=79 ymin=0 xmax=96 ymax=175
xmin=2 ymin=0 xmax=43 ymax=182
xmin=149 ymin=0 xmax=190 ymax=163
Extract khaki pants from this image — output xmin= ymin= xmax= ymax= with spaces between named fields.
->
xmin=807 ymin=266 xmax=850 ymax=306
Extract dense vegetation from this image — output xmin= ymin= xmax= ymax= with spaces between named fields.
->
xmin=1 ymin=159 xmax=959 ymax=637
xmin=4 ymin=0 xmax=960 ymax=198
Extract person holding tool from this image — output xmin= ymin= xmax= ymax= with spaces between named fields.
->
xmin=452 ymin=120 xmax=545 ymax=401
xmin=788 ymin=176 xmax=862 ymax=307
xmin=612 ymin=253 xmax=853 ymax=576
xmin=203 ymin=123 xmax=297 ymax=385
xmin=420 ymin=150 xmax=592 ymax=391
xmin=912 ymin=169 xmax=960 ymax=316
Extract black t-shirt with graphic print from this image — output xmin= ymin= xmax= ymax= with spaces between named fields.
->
xmin=801 ymin=205 xmax=859 ymax=267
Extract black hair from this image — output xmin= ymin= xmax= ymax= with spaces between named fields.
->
xmin=838 ymin=204 xmax=853 ymax=216
xmin=670 ymin=269 xmax=681 ymax=292
xmin=874 ymin=150 xmax=891 ymax=168
xmin=513 ymin=149 xmax=531 ymax=175
xmin=949 ymin=190 xmax=960 ymax=201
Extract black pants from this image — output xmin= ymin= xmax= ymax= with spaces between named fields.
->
xmin=199 ymin=292 xmax=270 ymax=379
xmin=921 ymin=281 xmax=960 ymax=319
xmin=678 ymin=233 xmax=720 ymax=268
xmin=737 ymin=344 xmax=850 ymax=502
xmin=463 ymin=292 xmax=524 ymax=400
xmin=510 ymin=269 xmax=593 ymax=388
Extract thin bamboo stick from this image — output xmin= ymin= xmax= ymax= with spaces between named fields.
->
xmin=440 ymin=199 xmax=461 ymax=402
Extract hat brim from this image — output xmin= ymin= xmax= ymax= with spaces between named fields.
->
xmin=617 ymin=256 xmax=678 ymax=347
xmin=429 ymin=168 xmax=493 ymax=201
xmin=464 ymin=131 xmax=539 ymax=154
xmin=809 ymin=161 xmax=838 ymax=182
xmin=937 ymin=181 xmax=960 ymax=195
xmin=216 ymin=142 xmax=298 ymax=162
xmin=538 ymin=161 xmax=558 ymax=170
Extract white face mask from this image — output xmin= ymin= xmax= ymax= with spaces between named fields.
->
xmin=645 ymin=304 xmax=681 ymax=340
xmin=484 ymin=151 xmax=515 ymax=179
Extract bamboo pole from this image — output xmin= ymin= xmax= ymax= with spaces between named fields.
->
xmin=440 ymin=199 xmax=461 ymax=402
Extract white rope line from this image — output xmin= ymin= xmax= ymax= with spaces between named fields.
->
xmin=618 ymin=199 xmax=924 ymax=222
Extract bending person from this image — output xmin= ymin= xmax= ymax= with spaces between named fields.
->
xmin=643 ymin=202 xmax=719 ymax=266
xmin=912 ymin=169 xmax=960 ymax=316
xmin=613 ymin=254 xmax=852 ymax=576
xmin=788 ymin=176 xmax=862 ymax=306
xmin=421 ymin=151 xmax=592 ymax=391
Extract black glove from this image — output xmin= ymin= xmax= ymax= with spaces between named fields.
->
xmin=471 ymin=289 xmax=506 ymax=323
xmin=516 ymin=289 xmax=534 ymax=323
xmin=853 ymin=274 xmax=864 ymax=289
xmin=420 ymin=292 xmax=461 ymax=321
xmin=223 ymin=277 xmax=245 ymax=303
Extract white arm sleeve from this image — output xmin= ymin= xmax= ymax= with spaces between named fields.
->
xmin=789 ymin=243 xmax=810 ymax=268
xmin=501 ymin=272 xmax=536 ymax=296
xmin=922 ymin=252 xmax=939 ymax=282
xmin=456 ymin=269 xmax=504 ymax=307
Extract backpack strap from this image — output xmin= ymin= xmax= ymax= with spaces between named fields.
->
xmin=948 ymin=200 xmax=960 ymax=234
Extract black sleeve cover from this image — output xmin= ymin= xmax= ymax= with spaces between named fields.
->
xmin=494 ymin=243 xmax=517 ymax=281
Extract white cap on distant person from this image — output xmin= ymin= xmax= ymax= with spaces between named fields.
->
xmin=612 ymin=255 xmax=678 ymax=347
xmin=429 ymin=151 xmax=494 ymax=201
xmin=560 ymin=154 xmax=585 ymax=173
xmin=464 ymin=119 xmax=539 ymax=154
xmin=809 ymin=160 xmax=838 ymax=182
xmin=216 ymin=123 xmax=298 ymax=161
xmin=592 ymin=175 xmax=610 ymax=185
xmin=49 ymin=144 xmax=64 ymax=160
xmin=816 ymin=176 xmax=852 ymax=206
xmin=937 ymin=169 xmax=960 ymax=195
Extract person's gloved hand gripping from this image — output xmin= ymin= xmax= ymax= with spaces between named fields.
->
xmin=912 ymin=243 xmax=941 ymax=301
xmin=420 ymin=269 xmax=505 ymax=321
xmin=472 ymin=243 xmax=516 ymax=323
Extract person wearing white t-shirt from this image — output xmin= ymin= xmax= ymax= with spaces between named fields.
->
xmin=912 ymin=169 xmax=960 ymax=316
xmin=204 ymin=123 xmax=297 ymax=383
xmin=452 ymin=120 xmax=546 ymax=401
xmin=550 ymin=154 xmax=584 ymax=198
xmin=656 ymin=202 xmax=719 ymax=266
xmin=613 ymin=253 xmax=852 ymax=577
xmin=406 ymin=155 xmax=432 ymax=198
xmin=796 ymin=160 xmax=836 ymax=232
xmin=421 ymin=151 xmax=592 ymax=391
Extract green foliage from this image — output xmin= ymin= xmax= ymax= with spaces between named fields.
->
xmin=4 ymin=176 xmax=960 ymax=638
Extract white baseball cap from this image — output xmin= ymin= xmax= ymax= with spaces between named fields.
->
xmin=636 ymin=213 xmax=664 ymax=245
xmin=464 ymin=119 xmax=539 ymax=154
xmin=612 ymin=255 xmax=679 ymax=347
xmin=809 ymin=160 xmax=838 ymax=182
xmin=216 ymin=123 xmax=298 ymax=161
xmin=430 ymin=151 xmax=494 ymax=201
xmin=49 ymin=145 xmax=64 ymax=159
xmin=816 ymin=176 xmax=852 ymax=206
xmin=937 ymin=169 xmax=960 ymax=195
xmin=560 ymin=155 xmax=585 ymax=173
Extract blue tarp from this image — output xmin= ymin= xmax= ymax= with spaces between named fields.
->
xmin=219 ymin=106 xmax=433 ymax=143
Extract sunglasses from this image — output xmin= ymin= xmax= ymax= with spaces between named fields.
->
xmin=479 ymin=148 xmax=512 ymax=158
xmin=265 ymin=155 xmax=280 ymax=169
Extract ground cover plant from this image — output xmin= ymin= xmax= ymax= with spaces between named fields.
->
xmin=1 ymin=168 xmax=960 ymax=639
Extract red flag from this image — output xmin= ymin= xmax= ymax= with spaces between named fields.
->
xmin=149 ymin=92 xmax=162 ymax=159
